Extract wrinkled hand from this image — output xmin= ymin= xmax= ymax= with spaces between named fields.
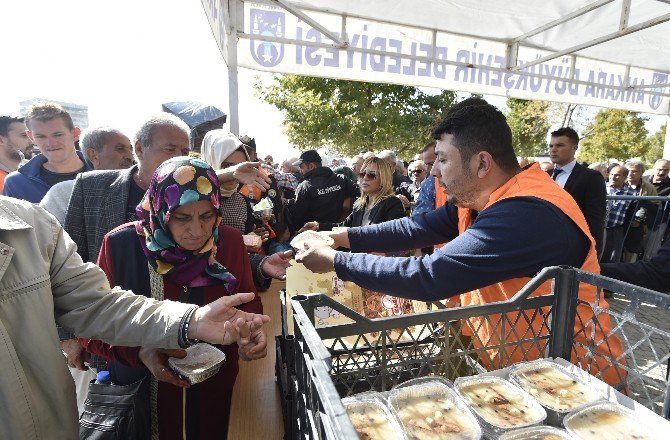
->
xmin=188 ymin=292 xmax=270 ymax=345
xmin=261 ymin=250 xmax=293 ymax=280
xmin=139 ymin=347 xmax=191 ymax=388
xmin=298 ymin=221 xmax=319 ymax=233
xmin=237 ymin=323 xmax=268 ymax=361
xmin=295 ymin=242 xmax=337 ymax=273
xmin=231 ymin=162 xmax=272 ymax=190
xmin=62 ymin=339 xmax=90 ymax=371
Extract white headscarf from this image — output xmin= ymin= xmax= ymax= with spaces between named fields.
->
xmin=201 ymin=129 xmax=247 ymax=171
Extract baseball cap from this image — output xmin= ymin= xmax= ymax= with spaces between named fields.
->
xmin=293 ymin=150 xmax=321 ymax=166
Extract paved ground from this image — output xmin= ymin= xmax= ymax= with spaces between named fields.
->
xmin=608 ymin=292 xmax=670 ymax=415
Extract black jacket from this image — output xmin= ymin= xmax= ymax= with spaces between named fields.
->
xmin=644 ymin=176 xmax=670 ymax=196
xmin=561 ymin=163 xmax=606 ymax=255
xmin=321 ymin=195 xmax=406 ymax=230
xmin=601 ymin=238 xmax=670 ymax=292
xmin=286 ymin=166 xmax=359 ymax=231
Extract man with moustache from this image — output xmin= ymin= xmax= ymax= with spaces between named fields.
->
xmin=2 ymin=103 xmax=92 ymax=202
xmin=0 ymin=116 xmax=32 ymax=192
xmin=40 ymin=127 xmax=134 ymax=223
xmin=297 ymin=99 xmax=624 ymax=387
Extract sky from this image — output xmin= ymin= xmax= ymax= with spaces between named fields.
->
xmin=1 ymin=0 xmax=667 ymax=162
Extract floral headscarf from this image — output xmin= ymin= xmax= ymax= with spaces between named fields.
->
xmin=135 ymin=156 xmax=239 ymax=290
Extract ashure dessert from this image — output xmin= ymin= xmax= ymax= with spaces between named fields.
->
xmin=168 ymin=343 xmax=226 ymax=384
xmin=290 ymin=230 xmax=334 ymax=250
xmin=564 ymin=402 xmax=665 ymax=440
xmin=456 ymin=377 xmax=545 ymax=429
xmin=389 ymin=384 xmax=480 ymax=440
xmin=344 ymin=400 xmax=401 ymax=440
xmin=499 ymin=425 xmax=573 ymax=440
xmin=510 ymin=363 xmax=600 ymax=412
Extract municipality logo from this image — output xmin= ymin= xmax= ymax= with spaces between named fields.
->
xmin=250 ymin=8 xmax=285 ymax=68
xmin=649 ymin=72 xmax=667 ymax=111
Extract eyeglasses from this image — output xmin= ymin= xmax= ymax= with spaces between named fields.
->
xmin=410 ymin=169 xmax=424 ymax=175
xmin=358 ymin=171 xmax=378 ymax=180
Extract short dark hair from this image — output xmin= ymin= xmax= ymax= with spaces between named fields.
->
xmin=432 ymin=100 xmax=518 ymax=173
xmin=551 ymin=127 xmax=579 ymax=145
xmin=421 ymin=141 xmax=436 ymax=153
xmin=0 ymin=115 xmax=25 ymax=137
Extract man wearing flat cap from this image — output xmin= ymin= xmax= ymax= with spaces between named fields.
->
xmin=286 ymin=149 xmax=359 ymax=233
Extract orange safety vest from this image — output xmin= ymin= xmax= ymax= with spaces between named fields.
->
xmin=434 ymin=177 xmax=448 ymax=249
xmin=456 ymin=163 xmax=625 ymax=387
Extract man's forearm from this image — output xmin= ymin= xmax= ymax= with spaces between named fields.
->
xmin=348 ymin=206 xmax=457 ymax=253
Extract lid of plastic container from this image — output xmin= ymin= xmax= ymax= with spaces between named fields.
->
xmin=96 ymin=370 xmax=110 ymax=382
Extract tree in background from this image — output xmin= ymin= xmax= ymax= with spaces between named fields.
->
xmin=643 ymin=124 xmax=666 ymax=163
xmin=505 ymin=98 xmax=551 ymax=158
xmin=255 ymin=75 xmax=456 ymax=159
xmin=578 ymin=109 xmax=648 ymax=163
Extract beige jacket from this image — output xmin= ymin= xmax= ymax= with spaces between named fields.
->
xmin=0 ymin=197 xmax=193 ymax=440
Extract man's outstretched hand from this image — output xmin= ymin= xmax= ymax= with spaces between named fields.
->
xmin=188 ymin=292 xmax=270 ymax=345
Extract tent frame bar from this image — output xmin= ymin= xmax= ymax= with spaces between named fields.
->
xmin=271 ymin=0 xmax=348 ymax=48
xmin=512 ymin=0 xmax=616 ymax=43
xmin=513 ymin=12 xmax=670 ymax=72
xmin=238 ymin=30 xmax=670 ymax=98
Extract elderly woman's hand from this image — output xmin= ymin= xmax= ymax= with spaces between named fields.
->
xmin=189 ymin=292 xmax=270 ymax=345
xmin=261 ymin=250 xmax=293 ymax=280
xmin=216 ymin=162 xmax=271 ymax=190
xmin=237 ymin=324 xmax=268 ymax=361
xmin=139 ymin=347 xmax=191 ymax=388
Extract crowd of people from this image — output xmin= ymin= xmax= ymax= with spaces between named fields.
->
xmin=1 ymin=98 xmax=669 ymax=439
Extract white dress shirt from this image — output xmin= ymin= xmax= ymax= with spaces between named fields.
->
xmin=553 ymin=159 xmax=576 ymax=188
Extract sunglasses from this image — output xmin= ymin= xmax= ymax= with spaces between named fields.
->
xmin=358 ymin=171 xmax=378 ymax=180
xmin=410 ymin=169 xmax=424 ymax=175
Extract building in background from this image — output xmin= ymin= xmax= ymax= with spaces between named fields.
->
xmin=20 ymin=99 xmax=89 ymax=129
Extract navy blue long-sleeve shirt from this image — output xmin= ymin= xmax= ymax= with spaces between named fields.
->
xmin=333 ymin=196 xmax=590 ymax=301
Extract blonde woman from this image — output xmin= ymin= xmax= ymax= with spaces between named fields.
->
xmin=302 ymin=156 xmax=405 ymax=231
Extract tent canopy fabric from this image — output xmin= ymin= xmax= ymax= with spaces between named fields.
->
xmin=201 ymin=0 xmax=670 ymax=149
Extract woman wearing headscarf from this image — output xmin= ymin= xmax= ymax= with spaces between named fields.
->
xmin=201 ymin=130 xmax=292 ymax=290
xmin=301 ymin=156 xmax=405 ymax=232
xmin=201 ymin=130 xmax=283 ymax=232
xmin=81 ymin=157 xmax=266 ymax=439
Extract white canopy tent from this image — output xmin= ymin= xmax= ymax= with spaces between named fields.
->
xmin=201 ymin=0 xmax=670 ymax=155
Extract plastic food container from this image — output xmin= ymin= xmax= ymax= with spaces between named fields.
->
xmin=168 ymin=344 xmax=226 ymax=384
xmin=454 ymin=376 xmax=546 ymax=437
xmin=388 ymin=379 xmax=482 ymax=440
xmin=394 ymin=375 xmax=454 ymax=390
xmin=242 ymin=234 xmax=263 ymax=247
xmin=290 ymin=230 xmax=334 ymax=251
xmin=498 ymin=425 xmax=573 ymax=440
xmin=343 ymin=394 xmax=405 ymax=440
xmin=563 ymin=401 xmax=667 ymax=440
xmin=509 ymin=360 xmax=604 ymax=425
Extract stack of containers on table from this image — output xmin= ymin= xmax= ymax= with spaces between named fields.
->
xmin=275 ymin=266 xmax=670 ymax=439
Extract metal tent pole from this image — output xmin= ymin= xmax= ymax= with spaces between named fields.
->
xmin=226 ymin=0 xmax=240 ymax=136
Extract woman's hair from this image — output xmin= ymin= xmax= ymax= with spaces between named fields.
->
xmin=354 ymin=156 xmax=395 ymax=210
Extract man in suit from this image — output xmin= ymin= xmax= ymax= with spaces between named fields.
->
xmin=549 ymin=127 xmax=606 ymax=256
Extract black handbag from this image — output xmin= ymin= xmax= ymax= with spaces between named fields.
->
xmin=79 ymin=373 xmax=151 ymax=440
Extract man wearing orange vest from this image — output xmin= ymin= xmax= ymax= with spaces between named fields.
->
xmin=297 ymin=98 xmax=625 ymax=388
